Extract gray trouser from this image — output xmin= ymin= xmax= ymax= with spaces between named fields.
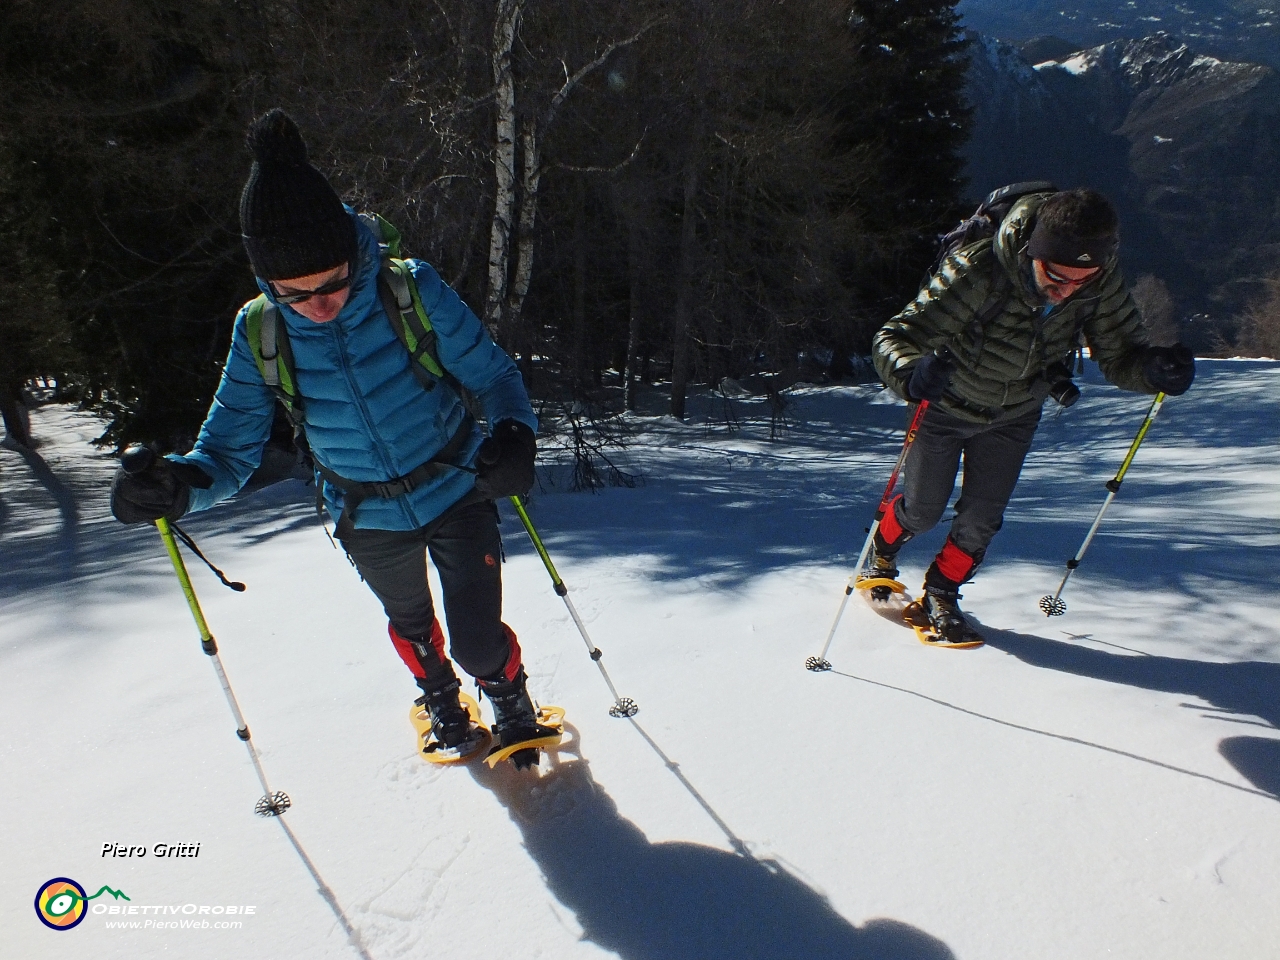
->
xmin=894 ymin=404 xmax=1042 ymax=559
xmin=338 ymin=497 xmax=512 ymax=686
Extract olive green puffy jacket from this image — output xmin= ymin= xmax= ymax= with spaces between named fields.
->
xmin=873 ymin=193 xmax=1156 ymax=423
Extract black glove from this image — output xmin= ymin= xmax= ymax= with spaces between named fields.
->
xmin=110 ymin=446 xmax=212 ymax=525
xmin=473 ymin=419 xmax=537 ymax=500
xmin=1141 ymin=344 xmax=1195 ymax=396
xmin=906 ymin=351 xmax=954 ymax=403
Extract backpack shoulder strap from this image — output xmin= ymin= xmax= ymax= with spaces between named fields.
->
xmin=378 ymin=258 xmax=462 ymax=393
xmin=245 ymin=294 xmax=305 ymax=425
xmin=359 ymin=212 xmax=404 ymax=259
xmin=959 ymin=182 xmax=1058 ymax=349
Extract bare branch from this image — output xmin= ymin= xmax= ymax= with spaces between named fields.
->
xmin=541 ymin=19 xmax=666 ymax=133
xmin=551 ymin=130 xmax=648 ymax=175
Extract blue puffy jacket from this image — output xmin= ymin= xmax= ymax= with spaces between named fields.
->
xmin=175 ymin=212 xmax=537 ymax=530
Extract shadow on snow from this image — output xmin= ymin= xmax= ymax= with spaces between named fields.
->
xmin=469 ymin=725 xmax=956 ymax=960
xmin=511 ymin=361 xmax=1279 ymax=594
xmin=978 ymin=625 xmax=1280 ymax=799
xmin=0 ymin=468 xmax=318 ymax=604
xmin=3 ymin=361 xmax=1275 ymax=605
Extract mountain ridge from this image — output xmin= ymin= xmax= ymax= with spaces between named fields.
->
xmin=962 ymin=31 xmax=1280 ymax=348
xmin=959 ymin=0 xmax=1280 ymax=70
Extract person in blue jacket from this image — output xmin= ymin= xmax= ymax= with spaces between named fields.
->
xmin=110 ymin=109 xmax=553 ymax=768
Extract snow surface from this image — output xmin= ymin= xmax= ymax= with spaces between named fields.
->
xmin=4 ymin=360 xmax=1279 ymax=960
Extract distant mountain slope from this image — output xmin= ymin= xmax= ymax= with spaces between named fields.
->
xmin=963 ymin=32 xmax=1280 ymax=347
xmin=959 ymin=0 xmax=1280 ymax=70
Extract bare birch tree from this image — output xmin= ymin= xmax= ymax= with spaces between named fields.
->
xmin=483 ymin=1 xmax=659 ymax=348
xmin=484 ymin=0 xmax=523 ymax=338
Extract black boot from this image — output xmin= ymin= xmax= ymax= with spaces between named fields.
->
xmin=859 ymin=529 xmax=906 ymax=601
xmin=416 ymin=677 xmax=484 ymax=757
xmin=478 ymin=668 xmax=558 ymax=770
xmin=918 ymin=582 xmax=984 ymax=646
xmin=861 ymin=545 xmax=900 ymax=600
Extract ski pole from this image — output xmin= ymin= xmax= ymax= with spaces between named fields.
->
xmin=1040 ymin=392 xmax=1166 ymax=616
xmin=507 ymin=495 xmax=638 ymax=718
xmin=806 ymin=396 xmax=932 ymax=672
xmin=122 ymin=447 xmax=290 ymax=817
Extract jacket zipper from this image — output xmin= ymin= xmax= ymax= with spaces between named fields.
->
xmin=330 ymin=323 xmax=417 ymax=524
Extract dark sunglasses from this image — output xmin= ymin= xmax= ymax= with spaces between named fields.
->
xmin=272 ymin=271 xmax=352 ymax=305
xmin=1040 ymin=261 xmax=1100 ymax=286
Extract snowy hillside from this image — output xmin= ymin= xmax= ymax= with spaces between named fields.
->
xmin=4 ymin=360 xmax=1279 ymax=959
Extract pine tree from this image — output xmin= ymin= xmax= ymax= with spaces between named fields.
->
xmin=0 ymin=1 xmax=255 ymax=449
xmin=835 ymin=0 xmax=973 ymax=341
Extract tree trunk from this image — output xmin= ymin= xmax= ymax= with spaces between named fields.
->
xmin=484 ymin=0 xmax=523 ymax=339
xmin=505 ymin=120 xmax=541 ymax=344
xmin=0 ymin=381 xmax=32 ymax=449
xmin=670 ymin=153 xmax=700 ymax=420
xmin=622 ymin=188 xmax=644 ymax=412
xmin=572 ymin=180 xmax=587 ymax=394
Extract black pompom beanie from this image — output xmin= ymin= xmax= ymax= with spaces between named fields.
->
xmin=239 ymin=109 xmax=357 ymax=281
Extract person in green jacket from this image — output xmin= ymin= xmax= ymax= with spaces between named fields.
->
xmin=869 ymin=187 xmax=1195 ymax=644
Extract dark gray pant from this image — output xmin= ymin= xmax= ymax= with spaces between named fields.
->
xmin=895 ymin=405 xmax=1042 ymax=559
xmin=338 ymin=497 xmax=512 ymax=686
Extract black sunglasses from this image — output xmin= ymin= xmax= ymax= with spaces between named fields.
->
xmin=272 ymin=271 xmax=352 ymax=305
xmin=1040 ymin=261 xmax=1099 ymax=286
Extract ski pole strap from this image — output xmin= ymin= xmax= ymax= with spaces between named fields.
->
xmin=168 ymin=522 xmax=246 ymax=592
xmin=314 ymin=413 xmax=474 ymax=535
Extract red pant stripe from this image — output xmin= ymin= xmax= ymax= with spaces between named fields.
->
xmin=500 ymin=624 xmax=522 ymax=682
xmin=878 ymin=494 xmax=907 ymax=547
xmin=934 ymin=538 xmax=976 ymax=584
xmin=428 ymin=619 xmax=447 ymax=661
xmin=388 ymin=621 xmax=447 ymax=679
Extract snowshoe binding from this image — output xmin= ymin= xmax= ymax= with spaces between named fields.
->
xmin=478 ymin=668 xmax=564 ymax=770
xmin=904 ymin=586 xmax=985 ymax=649
xmin=855 ymin=545 xmax=905 ymax=602
xmin=411 ymin=680 xmax=491 ymax=764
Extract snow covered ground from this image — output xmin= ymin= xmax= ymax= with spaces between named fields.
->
xmin=3 ymin=359 xmax=1278 ymax=960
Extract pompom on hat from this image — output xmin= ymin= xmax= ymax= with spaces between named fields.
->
xmin=239 ymin=109 xmax=357 ymax=281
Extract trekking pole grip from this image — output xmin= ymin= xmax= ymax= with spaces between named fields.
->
xmin=121 ymin=444 xmax=156 ymax=474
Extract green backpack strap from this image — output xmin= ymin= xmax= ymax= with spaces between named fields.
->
xmin=361 ymin=213 xmax=463 ymax=393
xmin=359 ymin=212 xmax=403 ymax=259
xmin=377 ymin=258 xmax=458 ymax=391
xmin=245 ymin=294 xmax=306 ymax=426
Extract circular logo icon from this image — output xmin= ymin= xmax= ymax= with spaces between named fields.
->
xmin=35 ymin=878 xmax=88 ymax=930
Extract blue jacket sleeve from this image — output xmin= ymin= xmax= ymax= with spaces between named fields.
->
xmin=410 ymin=260 xmax=538 ymax=434
xmin=172 ymin=305 xmax=278 ymax=513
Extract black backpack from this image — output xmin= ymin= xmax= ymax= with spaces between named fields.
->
xmin=927 ymin=180 xmax=1057 ymax=280
xmin=924 ymin=181 xmax=1073 ymax=363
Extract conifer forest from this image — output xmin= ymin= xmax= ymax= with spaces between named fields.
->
xmin=0 ymin=0 xmax=973 ymax=449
